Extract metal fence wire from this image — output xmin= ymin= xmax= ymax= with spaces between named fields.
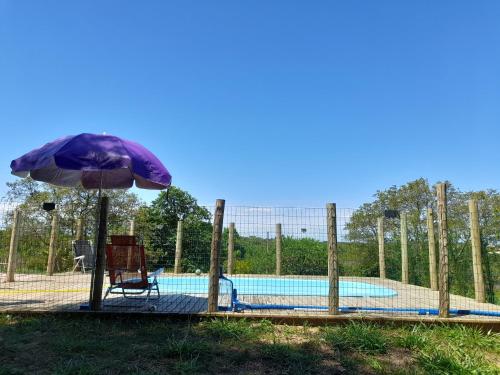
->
xmin=0 ymin=197 xmax=499 ymax=319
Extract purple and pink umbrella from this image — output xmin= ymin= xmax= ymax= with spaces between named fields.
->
xmin=10 ymin=133 xmax=172 ymax=310
xmin=10 ymin=133 xmax=171 ymax=190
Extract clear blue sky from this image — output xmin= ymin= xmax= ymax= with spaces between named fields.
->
xmin=1 ymin=1 xmax=499 ymax=208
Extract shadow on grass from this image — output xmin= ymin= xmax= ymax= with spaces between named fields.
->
xmin=0 ymin=315 xmax=499 ymax=375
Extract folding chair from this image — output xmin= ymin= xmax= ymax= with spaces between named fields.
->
xmin=72 ymin=240 xmax=94 ymax=273
xmin=103 ymin=235 xmax=163 ymax=309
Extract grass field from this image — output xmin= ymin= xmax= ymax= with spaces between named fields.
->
xmin=0 ymin=314 xmax=499 ymax=375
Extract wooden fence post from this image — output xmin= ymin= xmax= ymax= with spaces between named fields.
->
xmin=436 ymin=183 xmax=449 ymax=318
xmin=275 ymin=223 xmax=282 ymax=276
xmin=126 ymin=219 xmax=136 ymax=269
xmin=5 ymin=209 xmax=21 ymax=282
xmin=207 ymin=199 xmax=225 ymax=313
xmin=174 ymin=220 xmax=184 ymax=274
xmin=427 ymin=208 xmax=438 ymax=291
xmin=377 ymin=217 xmax=386 ymax=279
xmin=227 ymin=222 xmax=235 ymax=275
xmin=129 ymin=219 xmax=135 ymax=236
xmin=76 ymin=218 xmax=84 ymax=241
xmin=468 ymin=199 xmax=485 ymax=303
xmin=47 ymin=212 xmax=59 ymax=276
xmin=90 ymin=196 xmax=109 ymax=311
xmin=327 ymin=203 xmax=339 ymax=315
xmin=400 ymin=212 xmax=409 ymax=284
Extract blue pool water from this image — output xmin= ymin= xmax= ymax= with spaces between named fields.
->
xmin=157 ymin=276 xmax=397 ymax=297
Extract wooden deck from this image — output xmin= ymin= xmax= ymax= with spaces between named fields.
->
xmin=1 ymin=272 xmax=499 ymax=321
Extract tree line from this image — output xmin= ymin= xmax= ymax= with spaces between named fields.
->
xmin=1 ymin=178 xmax=498 ymax=303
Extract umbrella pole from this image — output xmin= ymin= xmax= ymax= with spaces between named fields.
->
xmin=90 ymin=194 xmax=108 ymax=311
xmin=88 ymin=172 xmax=103 ymax=310
xmin=87 ymin=186 xmax=101 ymax=307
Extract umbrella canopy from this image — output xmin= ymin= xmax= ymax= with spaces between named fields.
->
xmin=10 ymin=133 xmax=171 ymax=190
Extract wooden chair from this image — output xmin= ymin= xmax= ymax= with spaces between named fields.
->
xmin=103 ymin=235 xmax=163 ymax=308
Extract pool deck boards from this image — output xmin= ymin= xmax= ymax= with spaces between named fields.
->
xmin=0 ymin=272 xmax=499 ymax=322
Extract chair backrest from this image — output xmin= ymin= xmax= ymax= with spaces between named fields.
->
xmin=110 ymin=235 xmax=137 ymax=246
xmin=106 ymin=235 xmax=148 ymax=286
xmin=72 ymin=240 xmax=94 ymax=262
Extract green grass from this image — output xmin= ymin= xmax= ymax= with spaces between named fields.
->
xmin=322 ymin=321 xmax=388 ymax=353
xmin=260 ymin=342 xmax=320 ymax=375
xmin=0 ymin=314 xmax=499 ymax=374
xmin=199 ymin=317 xmax=273 ymax=341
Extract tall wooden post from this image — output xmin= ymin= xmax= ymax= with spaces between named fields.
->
xmin=327 ymin=203 xmax=339 ymax=315
xmin=174 ymin=220 xmax=184 ymax=274
xmin=427 ymin=208 xmax=438 ymax=291
xmin=377 ymin=217 xmax=386 ymax=279
xmin=207 ymin=199 xmax=225 ymax=313
xmin=436 ymin=183 xmax=449 ymax=318
xmin=5 ymin=209 xmax=21 ymax=282
xmin=227 ymin=222 xmax=235 ymax=275
xmin=47 ymin=212 xmax=59 ymax=276
xmin=90 ymin=196 xmax=109 ymax=311
xmin=76 ymin=218 xmax=84 ymax=241
xmin=129 ymin=219 xmax=135 ymax=236
xmin=468 ymin=199 xmax=485 ymax=303
xmin=126 ymin=219 xmax=136 ymax=269
xmin=275 ymin=223 xmax=282 ymax=276
xmin=400 ymin=212 xmax=409 ymax=284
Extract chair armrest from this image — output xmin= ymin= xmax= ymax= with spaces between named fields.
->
xmin=148 ymin=267 xmax=164 ymax=279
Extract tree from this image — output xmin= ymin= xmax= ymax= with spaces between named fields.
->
xmin=346 ymin=178 xmax=434 ymax=283
xmin=5 ymin=178 xmax=143 ymax=233
xmin=2 ymin=178 xmax=143 ymax=272
xmin=139 ymin=186 xmax=212 ymax=272
xmin=345 ymin=178 xmax=499 ymax=301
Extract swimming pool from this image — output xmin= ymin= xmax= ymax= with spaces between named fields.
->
xmin=157 ymin=276 xmax=397 ymax=297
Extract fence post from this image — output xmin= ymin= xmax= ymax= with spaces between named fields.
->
xmin=436 ymin=183 xmax=449 ymax=318
xmin=377 ymin=217 xmax=386 ymax=279
xmin=5 ymin=209 xmax=21 ymax=283
xmin=275 ymin=223 xmax=282 ymax=276
xmin=227 ymin=222 xmax=235 ymax=275
xmin=327 ymin=203 xmax=339 ymax=315
xmin=129 ymin=219 xmax=135 ymax=236
xmin=76 ymin=218 xmax=84 ymax=240
xmin=427 ymin=208 xmax=438 ymax=291
xmin=126 ymin=219 xmax=136 ymax=269
xmin=207 ymin=199 xmax=225 ymax=313
xmin=90 ymin=196 xmax=109 ymax=311
xmin=174 ymin=220 xmax=184 ymax=274
xmin=47 ymin=212 xmax=59 ymax=276
xmin=400 ymin=212 xmax=409 ymax=284
xmin=468 ymin=199 xmax=485 ymax=303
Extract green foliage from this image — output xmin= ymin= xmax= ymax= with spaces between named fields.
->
xmin=346 ymin=178 xmax=500 ymax=301
xmin=396 ymin=327 xmax=428 ymax=350
xmin=138 ymin=186 xmax=212 ymax=271
xmin=231 ymin=236 xmax=328 ymax=275
xmin=234 ymin=259 xmax=252 ymax=274
xmin=2 ymin=178 xmax=142 ymax=273
xmin=338 ymin=242 xmax=379 ymax=276
xmin=233 ymin=236 xmax=275 ymax=274
xmin=282 ymin=237 xmax=327 ymax=275
xmin=417 ymin=347 xmax=496 ymax=375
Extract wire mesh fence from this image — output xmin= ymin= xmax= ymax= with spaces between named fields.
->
xmin=0 ymin=197 xmax=498 ymax=318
